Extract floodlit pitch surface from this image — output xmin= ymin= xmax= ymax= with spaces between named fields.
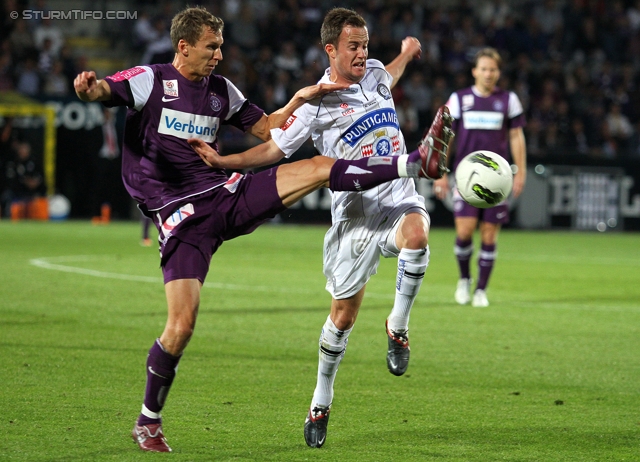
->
xmin=1 ymin=221 xmax=638 ymax=461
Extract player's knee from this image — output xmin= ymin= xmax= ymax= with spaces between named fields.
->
xmin=331 ymin=312 xmax=357 ymax=330
xmin=404 ymin=230 xmax=428 ymax=249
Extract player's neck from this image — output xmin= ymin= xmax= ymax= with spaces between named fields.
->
xmin=329 ymin=69 xmax=359 ymax=86
xmin=172 ymin=56 xmax=205 ymax=82
xmin=472 ymin=84 xmax=494 ymax=97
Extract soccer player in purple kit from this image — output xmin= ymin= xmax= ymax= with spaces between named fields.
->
xmin=433 ymin=47 xmax=527 ymax=307
xmin=74 ymin=6 xmax=449 ymax=453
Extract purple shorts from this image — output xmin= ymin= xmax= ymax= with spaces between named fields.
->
xmin=452 ymin=192 xmax=510 ymax=224
xmin=150 ymin=168 xmax=285 ymax=284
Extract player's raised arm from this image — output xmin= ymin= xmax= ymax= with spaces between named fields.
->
xmin=385 ymin=36 xmax=422 ymax=89
xmin=248 ymin=82 xmax=350 ymax=141
xmin=188 ymin=138 xmax=285 ymax=169
xmin=74 ymin=71 xmax=112 ymax=102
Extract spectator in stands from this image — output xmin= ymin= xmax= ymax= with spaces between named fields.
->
xmin=16 ymin=57 xmax=40 ymax=96
xmin=37 ymin=38 xmax=55 ymax=74
xmin=570 ymin=118 xmax=591 ymax=156
xmin=9 ymin=19 xmax=35 ymax=62
xmin=141 ymin=16 xmax=173 ymax=65
xmin=402 ymin=71 xmax=432 ymax=128
xmin=273 ymin=40 xmax=302 ymax=78
xmin=533 ymin=0 xmax=564 ymax=40
xmin=133 ymin=11 xmax=160 ymax=52
xmin=0 ymin=0 xmax=18 ymax=43
xmin=1 ymin=140 xmax=46 ymax=218
xmin=34 ymin=17 xmax=64 ymax=57
xmin=605 ymin=102 xmax=634 ymax=151
xmin=228 ymin=3 xmax=259 ymax=53
xmin=43 ymin=60 xmax=69 ymax=96
xmin=0 ymin=49 xmax=14 ymax=91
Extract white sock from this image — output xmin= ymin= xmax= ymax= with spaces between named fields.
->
xmin=387 ymin=246 xmax=429 ymax=332
xmin=311 ymin=316 xmax=352 ymax=409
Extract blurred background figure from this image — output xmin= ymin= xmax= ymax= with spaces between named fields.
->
xmin=1 ymin=140 xmax=46 ymax=219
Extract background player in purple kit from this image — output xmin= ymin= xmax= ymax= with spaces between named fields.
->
xmin=433 ymin=47 xmax=527 ymax=308
xmin=74 ymin=6 xmax=448 ymax=453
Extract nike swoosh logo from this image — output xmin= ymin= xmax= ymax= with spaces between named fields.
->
xmin=388 ymin=358 xmax=397 ymax=369
xmin=497 ymin=212 xmax=507 ymax=218
xmin=162 ymin=96 xmax=179 ymax=102
xmin=318 ymin=436 xmax=325 ymax=446
xmin=148 ymin=366 xmax=168 ymax=379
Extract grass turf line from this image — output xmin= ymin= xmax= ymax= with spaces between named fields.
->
xmin=0 ymin=221 xmax=638 ymax=461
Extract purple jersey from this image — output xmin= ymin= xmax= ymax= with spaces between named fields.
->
xmin=103 ymin=64 xmax=264 ymax=211
xmin=446 ymin=86 xmax=526 ymax=171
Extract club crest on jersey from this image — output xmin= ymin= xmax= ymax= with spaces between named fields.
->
xmin=377 ymin=83 xmax=391 ymax=100
xmin=341 ymin=108 xmax=399 ymax=147
xmin=360 ymin=130 xmax=399 ymax=157
xmin=161 ymin=203 xmax=194 ymax=236
xmin=462 ymin=94 xmax=474 ymax=111
xmin=163 ymin=80 xmax=178 ymax=97
xmin=210 ymin=95 xmax=222 ymax=111
xmin=493 ymin=100 xmax=504 ymax=111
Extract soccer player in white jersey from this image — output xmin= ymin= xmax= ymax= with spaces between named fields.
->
xmin=433 ymin=47 xmax=527 ymax=307
xmin=191 ymin=7 xmax=453 ymax=448
xmin=268 ymin=8 xmax=452 ymax=448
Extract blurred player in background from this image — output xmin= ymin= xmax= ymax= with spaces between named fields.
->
xmin=433 ymin=47 xmax=526 ymax=307
xmin=74 ymin=6 xmax=441 ymax=453
xmin=268 ymin=8 xmax=452 ymax=448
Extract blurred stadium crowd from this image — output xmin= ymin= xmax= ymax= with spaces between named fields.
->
xmin=2 ymin=0 xmax=640 ymax=163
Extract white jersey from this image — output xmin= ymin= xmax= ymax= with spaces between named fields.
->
xmin=271 ymin=59 xmax=419 ymax=222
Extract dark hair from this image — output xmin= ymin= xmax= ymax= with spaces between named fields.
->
xmin=474 ymin=47 xmax=502 ymax=68
xmin=320 ymin=7 xmax=366 ymax=48
xmin=170 ymin=6 xmax=224 ymax=52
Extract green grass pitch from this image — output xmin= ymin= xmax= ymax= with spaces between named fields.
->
xmin=1 ymin=220 xmax=638 ymax=461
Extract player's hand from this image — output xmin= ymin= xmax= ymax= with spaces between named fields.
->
xmin=188 ymin=138 xmax=220 ymax=168
xmin=433 ymin=175 xmax=448 ymax=200
xmin=294 ymin=82 xmax=351 ymax=101
xmin=512 ymin=170 xmax=526 ymax=198
xmin=74 ymin=71 xmax=99 ymax=101
xmin=400 ymin=36 xmax=422 ymax=60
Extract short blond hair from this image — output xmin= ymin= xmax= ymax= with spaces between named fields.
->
xmin=170 ymin=6 xmax=224 ymax=51
xmin=473 ymin=47 xmax=502 ymax=69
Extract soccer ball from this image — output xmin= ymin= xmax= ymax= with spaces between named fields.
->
xmin=48 ymin=194 xmax=71 ymax=220
xmin=454 ymin=150 xmax=513 ymax=208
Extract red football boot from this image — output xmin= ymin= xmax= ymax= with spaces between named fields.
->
xmin=132 ymin=423 xmax=172 ymax=452
xmin=418 ymin=105 xmax=454 ymax=179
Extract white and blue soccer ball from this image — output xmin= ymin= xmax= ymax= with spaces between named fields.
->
xmin=48 ymin=194 xmax=71 ymax=220
xmin=454 ymin=150 xmax=513 ymax=208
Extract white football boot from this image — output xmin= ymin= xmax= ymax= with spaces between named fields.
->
xmin=455 ymin=278 xmax=472 ymax=305
xmin=472 ymin=289 xmax=489 ymax=308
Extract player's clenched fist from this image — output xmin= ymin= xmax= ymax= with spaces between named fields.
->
xmin=74 ymin=71 xmax=110 ymax=102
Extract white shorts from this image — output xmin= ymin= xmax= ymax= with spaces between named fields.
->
xmin=323 ymin=196 xmax=429 ymax=299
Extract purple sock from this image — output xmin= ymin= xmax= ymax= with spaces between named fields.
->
xmin=476 ymin=243 xmax=496 ymax=291
xmin=137 ymin=340 xmax=181 ymax=426
xmin=329 ymin=155 xmax=404 ymax=191
xmin=454 ymin=238 xmax=473 ymax=280
xmin=142 ymin=217 xmax=151 ymax=239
